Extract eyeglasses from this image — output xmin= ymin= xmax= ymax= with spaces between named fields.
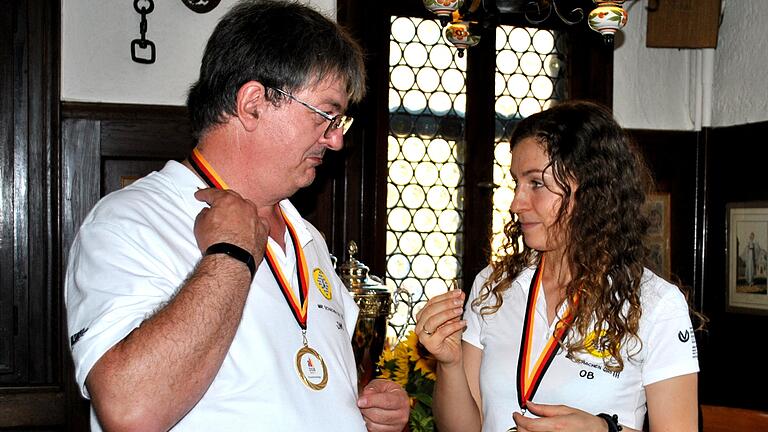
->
xmin=269 ymin=87 xmax=354 ymax=138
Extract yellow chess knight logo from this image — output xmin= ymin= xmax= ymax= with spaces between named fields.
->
xmin=313 ymin=268 xmax=332 ymax=300
xmin=584 ymin=329 xmax=618 ymax=359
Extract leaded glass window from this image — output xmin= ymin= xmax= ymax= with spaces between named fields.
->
xmin=387 ymin=17 xmax=566 ymax=340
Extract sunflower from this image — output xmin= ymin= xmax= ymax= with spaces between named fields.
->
xmin=377 ymin=331 xmax=437 ymax=431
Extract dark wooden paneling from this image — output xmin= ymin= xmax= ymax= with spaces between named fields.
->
xmin=0 ymin=0 xmax=16 ymax=381
xmin=1 ymin=0 xmax=71 ymax=429
xmin=630 ymin=129 xmax=701 ymax=292
xmin=700 ymin=121 xmax=768 ymax=411
xmin=334 ymin=0 xmax=393 ymax=273
xmin=0 ymin=388 xmax=66 ymax=428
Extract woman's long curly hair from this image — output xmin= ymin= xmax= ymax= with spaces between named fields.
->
xmin=473 ymin=100 xmax=652 ymax=371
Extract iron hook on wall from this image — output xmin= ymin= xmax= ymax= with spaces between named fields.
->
xmin=131 ymin=0 xmax=156 ymax=64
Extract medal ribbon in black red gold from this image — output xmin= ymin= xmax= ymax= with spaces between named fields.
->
xmin=264 ymin=213 xmax=310 ymax=329
xmin=516 ymin=255 xmax=574 ymax=410
xmin=189 ymin=148 xmax=229 ymax=189
xmin=188 ymin=148 xmax=310 ymax=329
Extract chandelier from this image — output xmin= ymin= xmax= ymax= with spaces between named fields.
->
xmin=422 ymin=0 xmax=628 ymax=56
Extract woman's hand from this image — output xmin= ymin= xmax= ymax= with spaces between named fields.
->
xmin=512 ymin=401 xmax=634 ymax=432
xmin=415 ymin=289 xmax=467 ymax=365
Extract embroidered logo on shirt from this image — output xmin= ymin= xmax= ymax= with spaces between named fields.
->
xmin=584 ymin=329 xmax=618 ymax=359
xmin=313 ymin=268 xmax=332 ymax=300
xmin=678 ymin=329 xmax=690 ymax=343
xmin=70 ymin=327 xmax=89 ymax=347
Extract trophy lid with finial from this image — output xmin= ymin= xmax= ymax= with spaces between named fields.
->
xmin=338 ymin=241 xmax=390 ymax=294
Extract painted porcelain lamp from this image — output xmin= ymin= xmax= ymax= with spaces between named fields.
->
xmin=587 ymin=0 xmax=628 ymax=44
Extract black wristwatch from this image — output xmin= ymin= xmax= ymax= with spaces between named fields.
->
xmin=597 ymin=413 xmax=623 ymax=432
xmin=205 ymin=242 xmax=256 ymax=280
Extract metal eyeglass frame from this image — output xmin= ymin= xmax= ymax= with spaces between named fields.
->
xmin=269 ymin=87 xmax=353 ymax=138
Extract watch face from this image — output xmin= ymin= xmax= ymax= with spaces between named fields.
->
xmin=181 ymin=0 xmax=221 ymax=14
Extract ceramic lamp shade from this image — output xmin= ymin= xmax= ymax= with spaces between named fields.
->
xmin=444 ymin=20 xmax=480 ymax=57
xmin=423 ymin=0 xmax=463 ymax=18
xmin=588 ymin=2 xmax=628 ymax=43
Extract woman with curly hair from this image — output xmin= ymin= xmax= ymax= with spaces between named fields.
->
xmin=415 ymin=101 xmax=699 ymax=432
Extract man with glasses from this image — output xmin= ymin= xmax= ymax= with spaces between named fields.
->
xmin=65 ymin=1 xmax=409 ymax=431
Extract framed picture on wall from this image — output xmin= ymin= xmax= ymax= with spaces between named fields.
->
xmin=726 ymin=202 xmax=768 ymax=314
xmin=644 ymin=192 xmax=671 ymax=280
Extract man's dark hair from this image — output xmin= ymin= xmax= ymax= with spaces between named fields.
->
xmin=187 ymin=0 xmax=366 ymax=139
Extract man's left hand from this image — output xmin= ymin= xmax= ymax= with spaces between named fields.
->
xmin=357 ymin=378 xmax=409 ymax=432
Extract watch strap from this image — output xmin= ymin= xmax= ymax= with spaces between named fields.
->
xmin=205 ymin=242 xmax=256 ymax=280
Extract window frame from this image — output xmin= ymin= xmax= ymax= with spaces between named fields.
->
xmin=331 ymin=0 xmax=613 ymax=291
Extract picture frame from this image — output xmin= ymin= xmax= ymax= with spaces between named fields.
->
xmin=726 ymin=202 xmax=768 ymax=314
xmin=644 ymin=192 xmax=671 ymax=280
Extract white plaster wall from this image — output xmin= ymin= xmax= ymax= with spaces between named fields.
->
xmin=614 ymin=0 xmax=768 ymax=130
xmin=613 ymin=0 xmax=694 ymax=130
xmin=64 ymin=0 xmax=767 ymax=128
xmin=711 ymin=1 xmax=768 ymax=127
xmin=61 ymin=0 xmax=336 ymax=105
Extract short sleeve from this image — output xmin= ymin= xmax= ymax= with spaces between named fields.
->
xmin=641 ymin=286 xmax=700 ymax=386
xmin=462 ymin=266 xmax=493 ymax=350
xmin=65 ymin=222 xmax=185 ymax=398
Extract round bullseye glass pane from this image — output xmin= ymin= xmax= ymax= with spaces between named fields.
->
xmin=387 ymin=183 xmax=399 ymax=208
xmin=399 ymin=231 xmax=423 ymax=255
xmin=519 ymin=97 xmax=542 ymax=117
xmin=416 ymin=68 xmax=440 ymax=93
xmin=429 ymin=92 xmax=452 ymax=116
xmin=425 ymin=232 xmax=449 ymax=256
xmin=427 ymin=185 xmax=451 ymax=210
xmin=429 ymin=45 xmax=453 ymax=70
xmin=438 ymin=209 xmax=460 ymax=232
xmin=415 ymin=162 xmax=439 ymax=186
xmin=531 ymin=76 xmax=553 ymax=99
xmin=402 ymin=137 xmax=426 ymax=162
xmin=402 ymin=184 xmax=426 ymax=209
xmin=440 ymin=162 xmax=461 ymax=188
xmin=389 ymin=160 xmax=413 ymax=185
xmin=391 ymin=65 xmax=415 ymax=91
xmin=404 ymin=43 xmax=428 ymax=68
xmin=388 ymin=89 xmax=402 ymax=113
xmin=412 ymin=254 xmax=436 ymax=279
xmin=441 ymin=69 xmax=464 ymax=94
xmin=425 ymin=278 xmax=449 ymax=298
xmin=495 ymin=95 xmax=517 ymax=119
xmin=403 ymin=90 xmax=427 ymax=114
xmin=496 ymin=50 xmax=518 ymax=74
xmin=437 ymin=255 xmax=459 ymax=279
xmin=391 ymin=17 xmax=416 ymax=43
xmin=413 ymin=208 xmax=437 ymax=232
xmin=388 ymin=207 xmax=411 ymax=232
xmin=520 ymin=52 xmax=542 ymax=76
xmin=387 ymin=253 xmax=410 ymax=279
xmin=417 ymin=19 xmax=442 ymax=45
xmin=427 ymin=139 xmax=451 ymax=163
xmin=532 ymin=29 xmax=555 ymax=54
xmin=390 ymin=41 xmax=402 ymax=65
xmin=386 ymin=231 xmax=397 ymax=255
xmin=509 ymin=28 xmax=531 ymax=52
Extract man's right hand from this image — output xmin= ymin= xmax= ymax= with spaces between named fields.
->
xmin=193 ymin=188 xmax=269 ymax=260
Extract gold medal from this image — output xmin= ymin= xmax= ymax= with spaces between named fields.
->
xmin=295 ymin=345 xmax=328 ymax=390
